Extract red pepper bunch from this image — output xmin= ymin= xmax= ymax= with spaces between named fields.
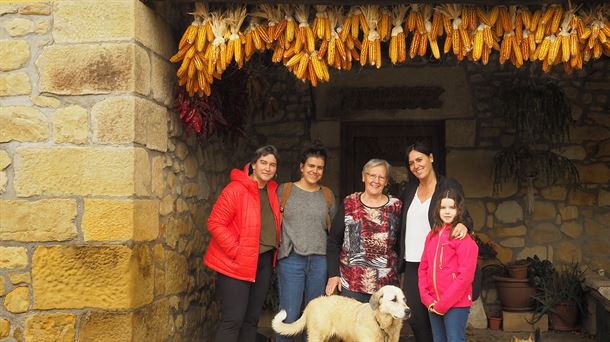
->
xmin=175 ymin=88 xmax=228 ymax=140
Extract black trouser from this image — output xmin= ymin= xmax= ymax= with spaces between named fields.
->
xmin=403 ymin=261 xmax=434 ymax=342
xmin=214 ymin=250 xmax=274 ymax=342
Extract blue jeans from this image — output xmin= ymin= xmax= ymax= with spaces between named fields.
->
xmin=428 ymin=307 xmax=470 ymax=342
xmin=276 ymin=253 xmax=327 ymax=342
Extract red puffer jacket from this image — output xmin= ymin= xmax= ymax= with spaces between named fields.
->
xmin=204 ymin=165 xmax=281 ymax=282
xmin=418 ymin=224 xmax=479 ymax=314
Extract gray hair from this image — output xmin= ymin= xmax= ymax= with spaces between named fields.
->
xmin=362 ymin=158 xmax=391 ymax=178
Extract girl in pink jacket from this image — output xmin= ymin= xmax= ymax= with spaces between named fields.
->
xmin=418 ymin=189 xmax=478 ymax=342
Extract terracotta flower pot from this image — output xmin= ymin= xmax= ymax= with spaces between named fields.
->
xmin=507 ymin=263 xmax=529 ymax=279
xmin=549 ymin=302 xmax=579 ymax=331
xmin=488 ymin=316 xmax=502 ymax=330
xmin=493 ymin=275 xmax=535 ymax=311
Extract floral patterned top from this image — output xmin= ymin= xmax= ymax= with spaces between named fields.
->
xmin=327 ymin=192 xmax=403 ymax=294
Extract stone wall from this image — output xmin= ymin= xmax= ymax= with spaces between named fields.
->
xmin=0 ymin=1 xmax=241 ymax=341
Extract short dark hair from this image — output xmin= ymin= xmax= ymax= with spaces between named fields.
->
xmin=405 ymin=142 xmax=433 ymax=162
xmin=300 ymin=141 xmax=329 ymax=166
xmin=432 ymin=188 xmax=466 ymax=237
xmin=251 ymin=145 xmax=279 ymax=164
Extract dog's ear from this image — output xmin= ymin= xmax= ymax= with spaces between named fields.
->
xmin=369 ymin=289 xmax=382 ymax=310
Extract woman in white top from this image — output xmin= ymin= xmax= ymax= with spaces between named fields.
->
xmin=397 ymin=142 xmax=473 ymax=342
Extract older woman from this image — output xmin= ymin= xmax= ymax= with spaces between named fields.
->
xmin=398 ymin=142 xmax=473 ymax=342
xmin=204 ymin=145 xmax=281 ymax=342
xmin=325 ymin=158 xmax=402 ymax=303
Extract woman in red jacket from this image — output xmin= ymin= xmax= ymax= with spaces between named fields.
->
xmin=418 ymin=188 xmax=478 ymax=342
xmin=204 ymin=145 xmax=282 ymax=342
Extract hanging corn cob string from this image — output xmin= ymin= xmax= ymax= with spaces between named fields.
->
xmin=437 ymin=4 xmax=467 ymax=61
xmin=226 ymin=6 xmax=247 ymax=69
xmin=313 ymin=5 xmax=331 ymax=41
xmin=251 ymin=5 xmax=284 ymax=63
xmin=379 ymin=7 xmax=391 ymax=42
xmin=243 ymin=19 xmax=259 ymax=61
xmin=325 ymin=7 xmax=347 ymax=70
xmin=421 ymin=5 xmax=441 ymax=59
xmin=580 ymin=5 xmax=610 ymax=62
xmin=340 ymin=7 xmax=362 ymax=65
xmin=171 ymin=3 xmax=610 ymax=98
xmin=171 ymin=3 xmax=212 ymax=97
xmin=294 ymin=5 xmax=315 ymax=54
xmin=389 ymin=5 xmax=408 ymax=65
xmin=473 ymin=7 xmax=497 ymax=64
xmin=406 ymin=4 xmax=423 ymax=59
xmin=359 ymin=5 xmax=381 ymax=68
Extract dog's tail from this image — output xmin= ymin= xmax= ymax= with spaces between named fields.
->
xmin=271 ymin=310 xmax=306 ymax=336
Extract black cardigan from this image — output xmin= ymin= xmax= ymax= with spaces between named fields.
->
xmin=397 ymin=175 xmax=473 ymax=273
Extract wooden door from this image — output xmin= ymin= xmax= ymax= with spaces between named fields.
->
xmin=340 ymin=121 xmax=445 ymax=198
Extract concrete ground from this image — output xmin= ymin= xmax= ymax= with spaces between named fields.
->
xmin=259 ymin=310 xmax=597 ymax=341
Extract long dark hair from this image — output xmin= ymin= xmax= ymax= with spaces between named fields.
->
xmin=300 ymin=141 xmax=329 ymax=166
xmin=432 ymin=188 xmax=466 ymax=237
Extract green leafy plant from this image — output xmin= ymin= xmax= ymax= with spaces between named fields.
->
xmin=530 ymin=261 xmax=586 ymax=324
xmin=492 ymin=80 xmax=580 ymax=212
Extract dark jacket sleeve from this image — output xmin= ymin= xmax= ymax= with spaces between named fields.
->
xmin=326 ymin=202 xmax=345 ymax=278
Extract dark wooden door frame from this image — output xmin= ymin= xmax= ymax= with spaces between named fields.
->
xmin=340 ymin=121 xmax=445 ymax=198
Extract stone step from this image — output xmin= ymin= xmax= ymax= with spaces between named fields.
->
xmin=502 ymin=310 xmax=548 ymax=332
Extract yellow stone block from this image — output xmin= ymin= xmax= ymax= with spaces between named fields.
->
xmin=0 ymin=106 xmax=46 ymax=143
xmin=32 ymin=95 xmax=60 ymax=108
xmin=134 ymin=1 xmax=175 ymax=58
xmin=0 ymin=247 xmax=28 ymax=268
xmin=14 ymin=147 xmax=150 ymax=197
xmin=53 ymin=105 xmax=88 ymax=144
xmin=79 ymin=311 xmax=133 ymax=342
xmin=92 ymin=96 xmax=167 ymax=151
xmin=165 ymin=250 xmax=188 ymax=295
xmin=25 ymin=313 xmax=76 ymax=342
xmin=0 ymin=276 xmax=6 ymax=296
xmin=4 ymin=286 xmax=29 ymax=313
xmin=502 ymin=311 xmax=548 ymax=332
xmin=53 ymin=0 xmax=134 ymax=43
xmin=5 ymin=17 xmax=34 ymax=36
xmin=9 ymin=272 xmax=31 ymax=285
xmin=150 ymin=54 xmax=175 ymax=105
xmin=19 ymin=3 xmax=52 ymax=15
xmin=0 ymin=72 xmax=31 ymax=97
xmin=0 ymin=171 xmax=6 ymax=194
xmin=0 ymin=199 xmax=77 ymax=242
xmin=82 ymin=199 xmax=159 ymax=241
xmin=0 ymin=318 xmax=9 ymax=338
xmin=0 ymin=150 xmax=10 ymax=170
xmin=32 ymin=245 xmax=153 ymax=309
xmin=37 ymin=43 xmax=149 ymax=95
xmin=133 ymin=298 xmax=169 ymax=342
xmin=0 ymin=40 xmax=30 ymax=71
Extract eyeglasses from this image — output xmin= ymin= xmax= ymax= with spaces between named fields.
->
xmin=365 ymin=173 xmax=387 ymax=182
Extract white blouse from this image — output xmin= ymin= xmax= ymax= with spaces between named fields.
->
xmin=404 ymin=191 xmax=432 ymax=262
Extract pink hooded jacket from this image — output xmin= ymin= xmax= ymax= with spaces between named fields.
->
xmin=418 ymin=224 xmax=479 ymax=314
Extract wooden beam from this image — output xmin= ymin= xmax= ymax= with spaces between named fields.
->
xmin=153 ymin=0 xmax=571 ymax=5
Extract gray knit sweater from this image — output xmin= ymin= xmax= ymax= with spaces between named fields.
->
xmin=277 ymin=183 xmax=337 ymax=259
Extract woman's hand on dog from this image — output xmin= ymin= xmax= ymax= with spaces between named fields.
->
xmin=325 ymin=277 xmax=341 ymax=295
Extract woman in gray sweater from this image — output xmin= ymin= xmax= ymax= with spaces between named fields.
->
xmin=275 ymin=143 xmax=336 ymax=342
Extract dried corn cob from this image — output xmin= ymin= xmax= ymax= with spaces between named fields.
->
xmin=390 ymin=5 xmax=408 ymax=64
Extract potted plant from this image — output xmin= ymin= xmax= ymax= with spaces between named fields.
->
xmin=531 ymin=262 xmax=586 ymax=331
xmin=492 ymin=80 xmax=580 ymax=213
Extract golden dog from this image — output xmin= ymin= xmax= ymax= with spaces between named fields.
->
xmin=272 ymin=285 xmax=410 ymax=342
